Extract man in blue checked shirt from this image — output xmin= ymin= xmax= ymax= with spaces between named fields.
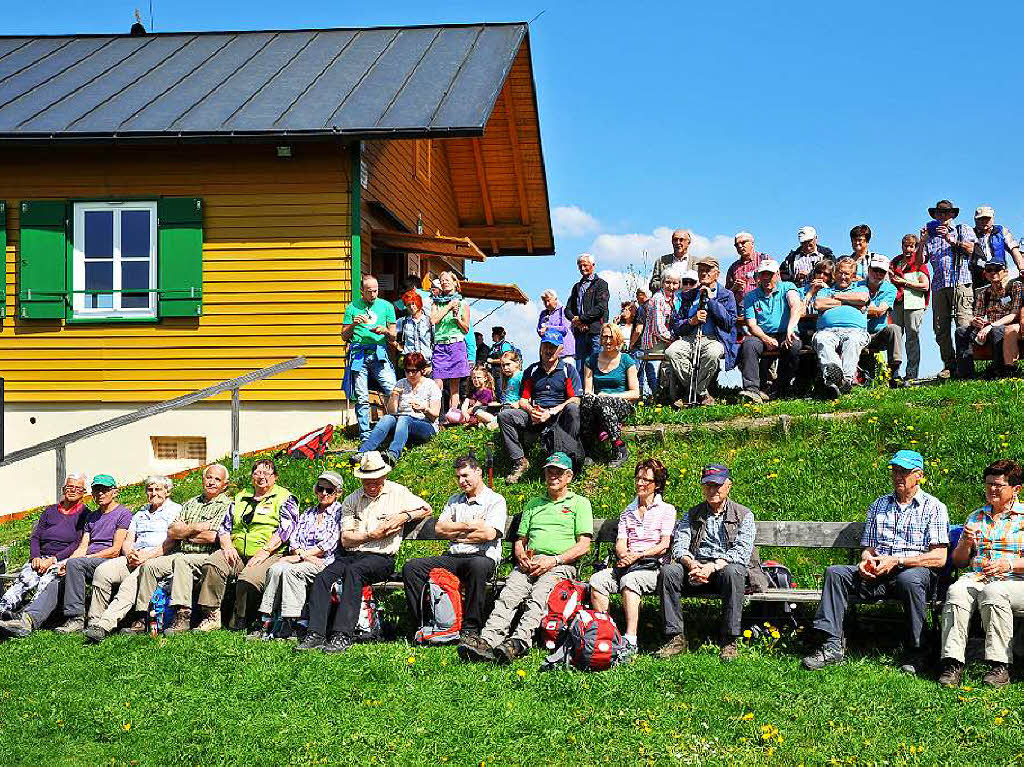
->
xmin=919 ymin=200 xmax=977 ymax=378
xmin=803 ymin=450 xmax=949 ymax=675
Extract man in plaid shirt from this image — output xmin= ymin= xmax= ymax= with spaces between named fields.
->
xmin=953 ymin=260 xmax=1022 ymax=378
xmin=803 ymin=450 xmax=949 ymax=674
xmin=919 ymin=200 xmax=978 ymax=376
xmin=938 ymin=460 xmax=1024 ymax=688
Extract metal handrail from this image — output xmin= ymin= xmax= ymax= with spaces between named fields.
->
xmin=0 ymin=357 xmax=306 ymax=500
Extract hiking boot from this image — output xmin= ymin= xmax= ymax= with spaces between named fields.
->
xmin=983 ymin=661 xmax=1011 ymax=687
xmin=119 ymin=616 xmax=148 ymax=635
xmin=348 ymin=452 xmax=364 ymax=466
xmin=0 ymin=609 xmax=13 ymax=622
xmin=719 ymin=638 xmax=739 ymax=663
xmin=654 ymin=634 xmax=689 ymax=659
xmin=899 ymin=648 xmax=929 ymax=675
xmin=457 ymin=634 xmax=495 ymax=663
xmin=294 ymin=631 xmax=327 ymax=652
xmin=821 ymin=364 xmax=844 ymax=400
xmin=0 ymin=613 xmax=34 ymax=639
xmin=620 ymin=638 xmax=638 ymax=663
xmin=937 ymin=368 xmax=952 ymax=381
xmin=937 ymin=658 xmax=964 ymax=688
xmin=193 ymin=607 xmax=222 ymax=632
xmin=700 ymin=394 xmax=716 ymax=406
xmin=322 ymin=633 xmax=353 ymax=655
xmin=802 ymin=638 xmax=844 ymax=670
xmin=493 ymin=638 xmax=529 ymax=665
xmin=505 ymin=458 xmax=530 ymax=484
xmin=164 ymin=607 xmax=192 ymax=635
xmin=83 ymin=624 xmax=108 ymax=643
xmin=246 ymin=626 xmax=273 ymax=642
xmin=738 ymin=388 xmax=762 ymax=404
xmin=608 ymin=443 xmax=630 ymax=469
xmin=55 ymin=616 xmax=86 ymax=634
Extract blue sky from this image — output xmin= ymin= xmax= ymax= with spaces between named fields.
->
xmin=8 ymin=1 xmax=1024 ymax=374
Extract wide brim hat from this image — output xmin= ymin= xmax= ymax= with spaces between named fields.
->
xmin=353 ymin=451 xmax=392 ymax=479
xmin=928 ymin=200 xmax=959 ymax=217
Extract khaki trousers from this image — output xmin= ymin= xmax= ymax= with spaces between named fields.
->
xmin=88 ymin=557 xmax=142 ymax=631
xmin=931 ymin=285 xmax=974 ymax=368
xmin=135 ymin=552 xmax=214 ymax=611
xmin=197 ymin=549 xmax=283 ymax=626
xmin=665 ymin=337 xmax=725 ymax=399
xmin=480 ymin=565 xmax=576 ymax=648
xmin=258 ymin=559 xmax=326 ymax=619
xmin=941 ymin=575 xmax=1024 ymax=664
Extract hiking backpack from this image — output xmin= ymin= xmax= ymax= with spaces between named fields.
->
xmin=330 ymin=582 xmax=382 ymax=641
xmin=747 ymin=559 xmax=797 ymax=631
xmin=413 ymin=568 xmax=463 ymax=645
xmin=537 ymin=578 xmax=588 ymax=650
xmin=280 ymin=424 xmax=335 ymax=460
xmin=542 ymin=608 xmax=628 ymax=672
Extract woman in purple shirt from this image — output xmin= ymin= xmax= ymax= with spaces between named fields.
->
xmin=537 ymin=289 xmax=575 ymax=364
xmin=0 ymin=474 xmax=89 ymax=624
xmin=253 ymin=471 xmax=345 ymax=640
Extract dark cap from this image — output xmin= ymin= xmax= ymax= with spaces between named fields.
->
xmin=700 ymin=464 xmax=730 ymax=484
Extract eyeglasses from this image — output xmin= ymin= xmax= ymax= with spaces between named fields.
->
xmin=405 ymin=369 xmax=422 ymax=375
xmin=985 ymin=482 xmax=1011 ymax=489
xmin=252 ymin=470 xmax=275 ymax=478
xmin=91 ymin=486 xmax=115 ymax=494
xmin=314 ymin=485 xmax=338 ymax=494
xmin=635 ymin=475 xmax=656 ymax=484
xmin=63 ymin=485 xmax=85 ymax=492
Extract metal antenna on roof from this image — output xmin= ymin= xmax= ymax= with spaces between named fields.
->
xmin=149 ymin=0 xmax=154 ymax=31
xmin=529 ymin=10 xmax=547 ymax=24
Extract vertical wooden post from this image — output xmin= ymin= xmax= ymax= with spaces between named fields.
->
xmin=54 ymin=443 xmax=66 ymax=502
xmin=231 ymin=388 xmax=240 ymax=470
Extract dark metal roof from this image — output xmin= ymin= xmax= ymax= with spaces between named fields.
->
xmin=0 ymin=23 xmax=527 ymax=142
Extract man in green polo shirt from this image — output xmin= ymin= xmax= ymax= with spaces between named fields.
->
xmin=459 ymin=452 xmax=593 ymax=664
xmin=343 ymin=274 xmax=398 ymax=441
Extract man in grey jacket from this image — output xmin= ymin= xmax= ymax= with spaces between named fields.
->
xmin=655 ymin=463 xmax=767 ymax=662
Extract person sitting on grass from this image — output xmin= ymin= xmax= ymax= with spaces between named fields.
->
xmin=252 ymin=471 xmax=344 ymax=642
xmin=953 ymin=260 xmax=1022 ymax=379
xmin=402 ymin=454 xmax=508 ymax=644
xmin=132 ymin=464 xmax=234 ymax=635
xmin=580 ymin=322 xmax=639 ymax=467
xmin=655 ymin=463 xmax=769 ymax=663
xmin=295 ymin=452 xmax=431 ymax=654
xmin=445 ymin=366 xmax=496 ymax=427
xmin=498 ymin=351 xmax=524 ymax=408
xmin=458 ymin=452 xmax=592 ymax=664
xmin=354 ymin=352 xmax=441 ymax=466
xmin=53 ymin=475 xmax=133 ymax=635
xmin=589 ymin=458 xmax=675 ymax=659
xmin=0 ymin=474 xmax=88 ymax=638
xmin=737 ymin=259 xmax=802 ymax=403
xmin=196 ymin=460 xmax=299 ymax=632
xmin=498 ymin=330 xmax=583 ymax=484
xmin=802 ymin=450 xmax=949 ymax=675
xmin=812 ymin=256 xmax=870 ymax=398
xmin=82 ymin=476 xmax=182 ymax=641
xmin=937 ymin=459 xmax=1024 ymax=689
xmin=486 ymin=326 xmax=515 ymax=391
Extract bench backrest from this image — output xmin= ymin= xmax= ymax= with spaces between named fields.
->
xmin=402 ymin=516 xmax=866 ymax=550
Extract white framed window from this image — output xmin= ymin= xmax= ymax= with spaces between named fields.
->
xmin=72 ymin=201 xmax=158 ymax=319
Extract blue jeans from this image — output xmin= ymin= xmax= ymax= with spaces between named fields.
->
xmin=636 ymin=358 xmax=657 ymax=397
xmin=353 ymin=356 xmax=397 ymax=439
xmin=359 ymin=414 xmax=436 ymax=457
xmin=573 ymin=331 xmax=601 ymax=372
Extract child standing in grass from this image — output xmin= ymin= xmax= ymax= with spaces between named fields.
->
xmin=445 ymin=366 xmax=497 ymax=427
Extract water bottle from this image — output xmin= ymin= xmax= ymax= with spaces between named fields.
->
xmin=149 ymin=585 xmax=169 ymax=637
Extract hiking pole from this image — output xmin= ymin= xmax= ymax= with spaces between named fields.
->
xmin=485 ymin=447 xmax=494 ymax=488
xmin=687 ymin=289 xmax=709 ymax=406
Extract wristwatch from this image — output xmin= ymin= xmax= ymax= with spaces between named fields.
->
xmin=897 ymin=557 xmax=906 ymax=569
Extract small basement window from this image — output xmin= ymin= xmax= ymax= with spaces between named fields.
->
xmin=71 ymin=201 xmax=158 ymax=319
xmin=151 ymin=436 xmax=207 ymax=462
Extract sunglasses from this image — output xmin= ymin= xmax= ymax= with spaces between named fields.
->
xmin=314 ymin=485 xmax=338 ymax=494
xmin=91 ymin=486 xmax=115 ymax=494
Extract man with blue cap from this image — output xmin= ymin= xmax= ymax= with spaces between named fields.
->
xmin=803 ymin=449 xmax=950 ymax=673
xmin=497 ymin=329 xmax=583 ymax=483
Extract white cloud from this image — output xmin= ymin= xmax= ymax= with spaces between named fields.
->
xmin=551 ymin=205 xmax=601 ymax=238
xmin=587 ymin=226 xmax=738 ymax=274
xmin=473 ymin=298 xmax=544 ymax=361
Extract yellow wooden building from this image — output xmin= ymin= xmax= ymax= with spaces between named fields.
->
xmin=0 ymin=22 xmax=553 ymax=513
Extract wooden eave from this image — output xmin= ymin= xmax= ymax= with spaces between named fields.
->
xmin=459 ymin=280 xmax=529 ymax=304
xmin=373 ymin=229 xmax=487 ymax=262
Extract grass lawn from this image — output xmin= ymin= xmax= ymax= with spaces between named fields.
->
xmin=2 ymin=378 xmax=1024 ymax=764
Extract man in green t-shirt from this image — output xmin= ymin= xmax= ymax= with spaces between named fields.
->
xmin=459 ymin=452 xmax=593 ymax=664
xmin=343 ymin=275 xmax=398 ymax=440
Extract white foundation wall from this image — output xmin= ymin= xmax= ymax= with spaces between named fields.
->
xmin=0 ymin=401 xmax=350 ymax=517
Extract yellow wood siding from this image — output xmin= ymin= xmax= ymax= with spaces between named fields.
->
xmin=0 ymin=144 xmax=352 ymax=403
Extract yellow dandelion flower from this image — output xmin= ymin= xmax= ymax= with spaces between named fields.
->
xmin=516 ymin=669 xmax=527 ymax=678
xmin=743 ymin=629 xmax=752 ymax=639
xmin=741 ymin=712 xmax=754 ymax=721
xmin=995 ymin=717 xmax=1005 ymax=725
xmin=123 ymin=723 xmax=131 ymax=732
xmin=407 ymin=655 xmax=416 ymax=665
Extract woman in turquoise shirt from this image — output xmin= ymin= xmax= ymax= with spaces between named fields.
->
xmin=581 ymin=322 xmax=640 ymax=467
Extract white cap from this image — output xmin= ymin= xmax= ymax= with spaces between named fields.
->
xmin=797 ymin=226 xmax=816 ymax=243
xmin=756 ymin=258 xmax=781 ymax=275
xmin=680 ymin=269 xmax=699 ymax=283
xmin=975 ymin=205 xmax=995 ymax=219
xmin=868 ymin=254 xmax=890 ymax=272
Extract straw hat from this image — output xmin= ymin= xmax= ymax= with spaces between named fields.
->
xmin=353 ymin=451 xmax=392 ymax=479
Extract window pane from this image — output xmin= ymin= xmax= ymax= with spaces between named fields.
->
xmin=121 ymin=210 xmax=150 ymax=258
xmin=121 ymin=260 xmax=151 ymax=309
xmin=85 ymin=262 xmax=113 ymax=309
xmin=84 ymin=210 xmax=113 ymax=259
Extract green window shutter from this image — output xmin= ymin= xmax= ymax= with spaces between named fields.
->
xmin=158 ymin=197 xmax=203 ymax=317
xmin=19 ymin=200 xmax=68 ymax=319
xmin=0 ymin=200 xmax=7 ymax=318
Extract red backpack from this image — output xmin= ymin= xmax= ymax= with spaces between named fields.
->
xmin=281 ymin=424 xmax=335 ymax=460
xmin=330 ymin=584 xmax=382 ymax=641
xmin=538 ymin=578 xmax=588 ymax=650
xmin=543 ymin=609 xmax=627 ymax=672
xmin=413 ymin=568 xmax=463 ymax=645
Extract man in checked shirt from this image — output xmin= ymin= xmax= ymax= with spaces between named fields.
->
xmin=938 ymin=460 xmax=1024 ymax=688
xmin=802 ymin=450 xmax=949 ymax=674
